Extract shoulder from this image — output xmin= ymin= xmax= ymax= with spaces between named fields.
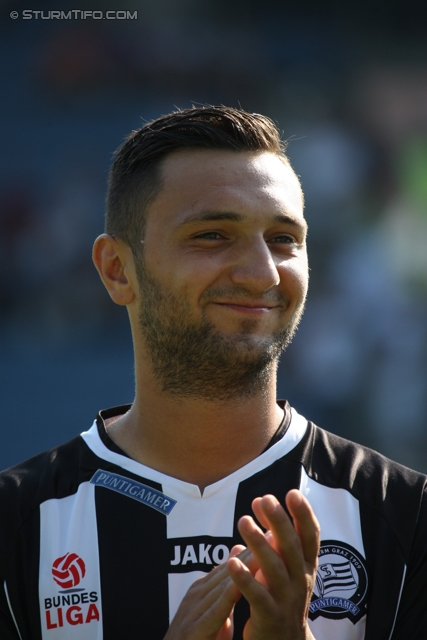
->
xmin=0 ymin=435 xmax=94 ymax=560
xmin=293 ymin=420 xmax=427 ymax=557
xmin=0 ymin=434 xmax=91 ymax=500
xmin=305 ymin=422 xmax=426 ymax=497
xmin=282 ymin=413 xmax=427 ymax=635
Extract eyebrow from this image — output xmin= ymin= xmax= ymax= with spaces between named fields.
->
xmin=178 ymin=210 xmax=308 ymax=234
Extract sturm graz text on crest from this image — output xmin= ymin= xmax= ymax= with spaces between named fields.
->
xmin=309 ymin=540 xmax=368 ymax=624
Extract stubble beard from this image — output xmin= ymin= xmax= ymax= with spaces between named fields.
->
xmin=137 ymin=262 xmax=305 ymax=402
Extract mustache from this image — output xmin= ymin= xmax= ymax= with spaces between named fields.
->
xmin=199 ymin=285 xmax=289 ymax=306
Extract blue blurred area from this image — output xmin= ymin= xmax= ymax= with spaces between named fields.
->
xmin=1 ymin=1 xmax=426 ymax=472
xmin=0 ymin=334 xmax=134 ymax=469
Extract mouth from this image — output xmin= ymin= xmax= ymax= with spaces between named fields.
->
xmin=213 ymin=302 xmax=280 ymax=314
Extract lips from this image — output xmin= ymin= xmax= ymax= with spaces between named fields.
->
xmin=213 ymin=301 xmax=280 ymax=313
xmin=214 ymin=299 xmax=280 ymax=308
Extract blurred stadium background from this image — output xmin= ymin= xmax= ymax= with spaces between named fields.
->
xmin=1 ymin=0 xmax=426 ymax=472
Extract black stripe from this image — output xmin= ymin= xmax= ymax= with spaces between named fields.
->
xmin=231 ymin=456 xmax=303 ymax=639
xmin=4 ymin=509 xmax=42 ymax=639
xmin=361 ymin=501 xmax=402 ymax=640
xmin=95 ymin=470 xmax=169 ymax=640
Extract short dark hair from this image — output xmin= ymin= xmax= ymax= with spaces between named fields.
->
xmin=105 ymin=105 xmax=289 ymax=259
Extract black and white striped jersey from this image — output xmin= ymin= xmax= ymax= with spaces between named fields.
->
xmin=1 ymin=403 xmax=426 ymax=640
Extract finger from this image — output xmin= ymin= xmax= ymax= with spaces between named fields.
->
xmin=236 ymin=515 xmax=289 ymax=597
xmin=257 ymin=494 xmax=305 ymax=576
xmin=166 ymin=547 xmax=257 ymax=639
xmin=172 ymin=567 xmax=240 ymax=637
xmin=229 ymin=546 xmax=259 ymax=577
xmin=215 ymin=613 xmax=234 ymax=640
xmin=286 ymin=490 xmax=320 ymax=571
xmin=251 ymin=498 xmax=281 ymax=556
xmin=197 ymin=578 xmax=241 ymax=630
xmin=188 ymin=562 xmax=237 ymax=609
xmin=257 ymin=492 xmax=319 ymax=582
xmin=229 ymin=544 xmax=246 ymax=558
xmin=252 ymin=496 xmax=271 ymax=530
xmin=200 ymin=545 xmax=250 ymax=587
xmin=186 ymin=545 xmax=255 ymax=613
xmin=254 ymin=492 xmax=320 ymax=574
xmin=228 ymin=556 xmax=314 ymax=639
xmin=227 ymin=557 xmax=269 ymax=603
xmin=227 ymin=556 xmax=278 ymax=618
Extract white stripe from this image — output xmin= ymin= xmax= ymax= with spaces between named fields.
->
xmin=165 ymin=480 xmax=240 ymax=538
xmin=168 ymin=571 xmax=205 ymax=624
xmin=300 ymin=469 xmax=367 ymax=640
xmin=39 ymin=483 xmax=103 ymax=639
xmin=4 ymin=581 xmax=23 ymax=640
xmin=388 ymin=565 xmax=407 ymax=640
xmin=300 ymin=468 xmax=366 ymax=554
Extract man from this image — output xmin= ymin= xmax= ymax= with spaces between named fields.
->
xmin=0 ymin=106 xmax=426 ymax=640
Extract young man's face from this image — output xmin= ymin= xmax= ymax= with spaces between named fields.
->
xmin=135 ymin=149 xmax=309 ymax=399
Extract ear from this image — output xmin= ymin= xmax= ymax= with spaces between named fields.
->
xmin=92 ymin=234 xmax=136 ymax=306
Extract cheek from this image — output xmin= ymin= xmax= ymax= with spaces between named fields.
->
xmin=278 ymin=258 xmax=309 ymax=300
xmin=173 ymin=252 xmax=228 ymax=289
xmin=143 ymin=249 xmax=220 ymax=304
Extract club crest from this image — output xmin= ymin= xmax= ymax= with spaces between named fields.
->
xmin=309 ymin=540 xmax=368 ymax=624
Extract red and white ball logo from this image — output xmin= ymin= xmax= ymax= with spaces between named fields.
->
xmin=52 ymin=553 xmax=86 ymax=589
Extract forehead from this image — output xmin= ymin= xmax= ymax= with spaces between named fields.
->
xmin=147 ymin=149 xmax=305 ymax=228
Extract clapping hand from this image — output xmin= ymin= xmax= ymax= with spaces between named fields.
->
xmin=165 ymin=490 xmax=319 ymax=640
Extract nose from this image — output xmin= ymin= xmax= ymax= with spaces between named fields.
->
xmin=229 ymin=237 xmax=280 ymax=292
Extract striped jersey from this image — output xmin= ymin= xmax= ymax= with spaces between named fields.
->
xmin=1 ymin=402 xmax=426 ymax=639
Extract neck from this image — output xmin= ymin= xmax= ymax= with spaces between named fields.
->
xmin=105 ymin=365 xmax=283 ymax=492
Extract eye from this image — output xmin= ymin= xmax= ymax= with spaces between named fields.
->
xmin=268 ymin=234 xmax=296 ymax=245
xmin=193 ymin=231 xmax=224 ymax=240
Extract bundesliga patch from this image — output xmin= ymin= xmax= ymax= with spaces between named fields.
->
xmin=309 ymin=540 xmax=368 ymax=624
xmin=90 ymin=469 xmax=177 ymax=515
xmin=43 ymin=552 xmax=100 ymax=631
